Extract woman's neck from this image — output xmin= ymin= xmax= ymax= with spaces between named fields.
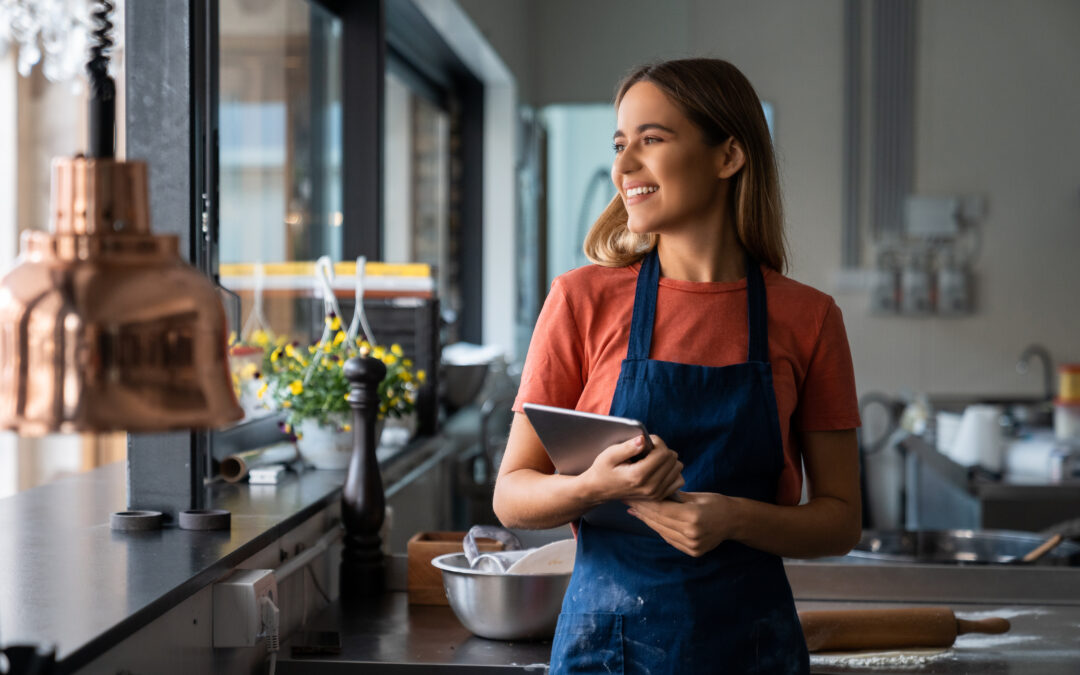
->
xmin=655 ymin=222 xmax=746 ymax=283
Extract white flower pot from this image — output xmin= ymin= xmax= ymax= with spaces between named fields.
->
xmin=295 ymin=416 xmax=384 ymax=470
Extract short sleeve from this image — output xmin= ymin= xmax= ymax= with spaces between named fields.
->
xmin=792 ymin=300 xmax=861 ymax=432
xmin=512 ymin=278 xmax=587 ymax=413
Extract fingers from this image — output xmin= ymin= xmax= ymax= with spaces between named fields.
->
xmin=657 ymin=460 xmax=685 ymax=499
xmin=600 ymin=434 xmax=649 ymax=465
xmin=594 ymin=435 xmax=681 ymax=500
xmin=627 ymin=507 xmax=697 ymax=557
xmin=625 ymin=448 xmax=681 ymax=497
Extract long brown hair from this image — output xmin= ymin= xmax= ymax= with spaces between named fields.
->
xmin=583 ymin=58 xmax=787 ymax=273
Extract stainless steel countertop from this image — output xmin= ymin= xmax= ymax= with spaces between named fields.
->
xmin=278 ymin=592 xmax=1080 ymax=674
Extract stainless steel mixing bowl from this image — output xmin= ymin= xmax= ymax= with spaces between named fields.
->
xmin=431 ymin=552 xmax=571 ymax=640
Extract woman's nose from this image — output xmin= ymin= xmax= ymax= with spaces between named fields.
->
xmin=612 ymin=143 xmax=640 ymax=175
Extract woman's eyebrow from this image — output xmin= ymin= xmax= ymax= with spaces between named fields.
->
xmin=612 ymin=123 xmax=677 ymax=141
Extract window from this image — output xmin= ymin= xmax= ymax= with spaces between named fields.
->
xmin=382 ymin=67 xmax=457 ymax=332
xmin=216 ymin=0 xmax=344 ymax=421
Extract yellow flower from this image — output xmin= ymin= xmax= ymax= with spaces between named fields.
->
xmin=252 ymin=329 xmax=270 ymax=346
xmin=373 ymin=346 xmax=386 ymax=360
xmin=241 ymin=363 xmax=257 ymax=379
xmin=257 ymin=382 xmax=269 ymax=399
xmin=343 ymin=424 xmax=352 ymax=432
xmin=285 ymin=344 xmax=296 ymax=359
xmin=401 ymin=371 xmax=413 ymax=383
xmin=325 ymin=315 xmax=342 ymax=331
xmin=383 ymin=354 xmax=397 ymax=366
xmin=283 ymin=423 xmax=291 ymax=433
xmin=343 ymin=393 xmax=350 ymax=401
xmin=417 ymin=369 xmax=427 ymax=383
xmin=271 ymin=347 xmax=281 ymax=363
xmin=379 ymin=403 xmax=388 ymax=413
xmin=282 ymin=401 xmax=292 ymax=408
xmin=308 ymin=345 xmax=318 ymax=354
xmin=228 ymin=331 xmax=237 ymax=346
xmin=391 ymin=344 xmax=403 ymax=357
xmin=289 ymin=380 xmax=303 ymax=395
xmin=390 ymin=396 xmax=400 ymax=408
xmin=403 ymin=358 xmax=413 ymax=368
xmin=333 ymin=331 xmax=346 ymax=347
xmin=275 ymin=335 xmax=288 ymax=346
xmin=405 ymin=392 xmax=415 ymax=404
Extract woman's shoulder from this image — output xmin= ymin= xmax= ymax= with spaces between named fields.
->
xmin=763 ymin=269 xmax=840 ymax=326
xmin=552 ymin=262 xmax=638 ymax=298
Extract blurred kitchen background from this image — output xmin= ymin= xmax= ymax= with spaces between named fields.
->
xmin=2 ymin=0 xmax=1078 ymax=535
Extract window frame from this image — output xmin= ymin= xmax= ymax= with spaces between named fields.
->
xmin=126 ymin=0 xmax=486 ymax=514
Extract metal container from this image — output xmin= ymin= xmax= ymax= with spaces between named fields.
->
xmin=431 ymin=552 xmax=571 ymax=640
xmin=849 ymin=530 xmax=1080 ymax=566
xmin=441 ymin=363 xmax=490 ymax=412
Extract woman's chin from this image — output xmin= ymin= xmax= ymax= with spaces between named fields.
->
xmin=625 ymin=219 xmax=658 ymax=236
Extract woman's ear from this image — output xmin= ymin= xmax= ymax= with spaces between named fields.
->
xmin=716 ymin=138 xmax=746 ymax=179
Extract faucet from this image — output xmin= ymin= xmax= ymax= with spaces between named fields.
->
xmin=1016 ymin=344 xmax=1054 ymax=401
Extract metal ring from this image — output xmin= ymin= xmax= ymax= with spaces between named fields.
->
xmin=178 ymin=509 xmax=231 ymax=531
xmin=110 ymin=510 xmax=164 ymax=531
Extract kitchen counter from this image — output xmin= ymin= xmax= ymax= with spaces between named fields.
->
xmin=0 ymin=460 xmax=345 ymax=672
xmin=0 ymin=428 xmax=457 ymax=674
xmin=277 ymin=591 xmax=1080 ymax=674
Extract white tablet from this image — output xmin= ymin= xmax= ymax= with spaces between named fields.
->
xmin=522 ymin=403 xmax=658 ymax=536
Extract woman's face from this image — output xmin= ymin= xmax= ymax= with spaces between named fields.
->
xmin=612 ymin=81 xmax=729 ymax=236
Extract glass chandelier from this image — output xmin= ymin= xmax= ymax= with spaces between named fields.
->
xmin=0 ymin=0 xmax=124 ymax=85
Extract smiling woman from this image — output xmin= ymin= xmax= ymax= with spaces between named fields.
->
xmin=494 ymin=58 xmax=862 ymax=675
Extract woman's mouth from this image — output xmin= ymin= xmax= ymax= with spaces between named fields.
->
xmin=625 ymin=185 xmax=659 ymax=206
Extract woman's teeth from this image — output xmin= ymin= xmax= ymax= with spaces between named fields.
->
xmin=626 ymin=186 xmax=658 ymax=197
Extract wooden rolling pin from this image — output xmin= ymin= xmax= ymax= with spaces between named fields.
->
xmin=799 ymin=607 xmax=1010 ymax=652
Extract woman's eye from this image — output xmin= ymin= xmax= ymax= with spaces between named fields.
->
xmin=643 ymin=136 xmax=661 ymax=145
xmin=612 ymin=142 xmax=625 ymax=153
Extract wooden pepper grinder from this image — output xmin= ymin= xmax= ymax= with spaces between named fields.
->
xmin=340 ymin=355 xmax=387 ymax=599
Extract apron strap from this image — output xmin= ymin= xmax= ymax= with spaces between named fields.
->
xmin=746 ymin=253 xmax=770 ymax=363
xmin=626 ymin=248 xmax=660 ymax=360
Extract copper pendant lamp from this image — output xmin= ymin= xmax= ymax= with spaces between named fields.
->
xmin=0 ymin=2 xmax=242 ymax=435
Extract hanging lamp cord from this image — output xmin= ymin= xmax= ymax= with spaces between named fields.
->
xmin=87 ymin=0 xmax=116 ymax=159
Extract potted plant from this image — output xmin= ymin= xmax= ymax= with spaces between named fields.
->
xmin=261 ymin=314 xmax=425 ymax=469
xmin=227 ymin=329 xmax=283 ymax=419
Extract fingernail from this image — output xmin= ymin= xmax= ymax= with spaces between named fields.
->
xmin=634 ymin=436 xmax=644 ymax=447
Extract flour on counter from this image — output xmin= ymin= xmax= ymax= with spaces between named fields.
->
xmin=810 ymin=647 xmax=950 ymax=669
xmin=954 ymin=607 xmax=1049 ymax=620
xmin=953 ymin=633 xmax=1040 ymax=648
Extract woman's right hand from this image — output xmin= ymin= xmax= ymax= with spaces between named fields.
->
xmin=582 ymin=434 xmax=684 ymax=502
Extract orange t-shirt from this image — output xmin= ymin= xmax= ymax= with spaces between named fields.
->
xmin=512 ymin=261 xmax=861 ymax=506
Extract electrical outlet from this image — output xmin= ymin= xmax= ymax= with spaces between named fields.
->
xmin=905 ymin=196 xmax=960 ymax=239
xmin=213 ymin=569 xmax=278 ymax=648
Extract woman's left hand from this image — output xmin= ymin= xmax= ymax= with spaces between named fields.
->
xmin=625 ymin=492 xmax=736 ymax=558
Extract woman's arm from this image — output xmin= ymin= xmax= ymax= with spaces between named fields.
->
xmin=493 ymin=412 xmax=685 ymax=530
xmin=625 ymin=428 xmax=861 ymax=558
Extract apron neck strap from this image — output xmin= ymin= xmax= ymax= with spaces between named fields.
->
xmin=746 ymin=254 xmax=769 ymax=363
xmin=627 ymin=248 xmax=661 ymax=360
xmin=627 ymin=248 xmax=770 ymax=363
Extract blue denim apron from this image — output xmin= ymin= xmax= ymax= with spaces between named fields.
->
xmin=549 ymin=249 xmax=809 ymax=674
